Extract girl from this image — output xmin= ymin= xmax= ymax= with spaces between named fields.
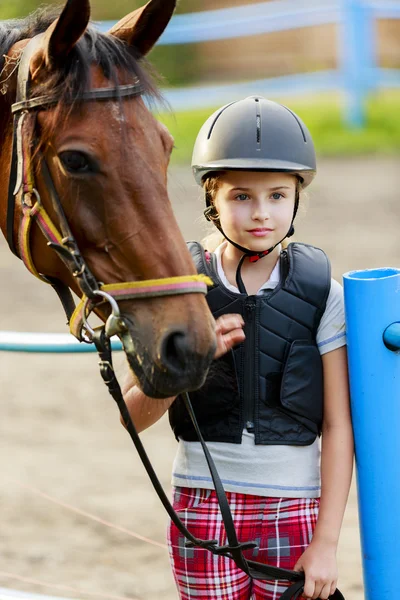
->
xmin=122 ymin=96 xmax=353 ymax=600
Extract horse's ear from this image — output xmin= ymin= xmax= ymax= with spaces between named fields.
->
xmin=108 ymin=0 xmax=176 ymax=56
xmin=31 ymin=0 xmax=90 ymax=78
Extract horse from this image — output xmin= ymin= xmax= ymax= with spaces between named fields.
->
xmin=0 ymin=0 xmax=216 ymax=399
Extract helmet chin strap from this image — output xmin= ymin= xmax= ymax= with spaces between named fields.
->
xmin=204 ymin=196 xmax=298 ymax=295
xmin=223 ymin=224 xmax=294 ymax=294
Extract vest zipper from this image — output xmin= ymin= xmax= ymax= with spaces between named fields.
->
xmin=244 ymin=296 xmax=256 ymax=430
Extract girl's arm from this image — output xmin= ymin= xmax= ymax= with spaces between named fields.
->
xmin=121 ymin=313 xmax=245 ymax=433
xmin=294 ymin=345 xmax=354 ymax=600
xmin=120 ymin=382 xmax=176 ymax=434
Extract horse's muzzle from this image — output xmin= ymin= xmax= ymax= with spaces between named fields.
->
xmin=120 ymin=321 xmax=216 ymax=399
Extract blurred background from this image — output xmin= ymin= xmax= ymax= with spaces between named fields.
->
xmin=1 ymin=2 xmax=399 ymax=600
xmin=2 ymin=0 xmax=400 ymax=157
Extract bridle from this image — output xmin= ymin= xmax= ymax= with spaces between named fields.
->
xmin=6 ymin=34 xmax=211 ymax=343
xmin=5 ymin=35 xmax=344 ymax=600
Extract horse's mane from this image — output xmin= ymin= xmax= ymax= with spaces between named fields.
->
xmin=0 ymin=7 xmax=162 ymax=107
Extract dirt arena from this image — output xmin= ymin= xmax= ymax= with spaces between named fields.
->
xmin=1 ymin=157 xmax=399 ymax=600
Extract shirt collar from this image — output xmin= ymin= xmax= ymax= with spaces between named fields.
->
xmin=214 ymin=241 xmax=281 ymax=295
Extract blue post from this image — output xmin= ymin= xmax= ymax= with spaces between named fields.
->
xmin=339 ymin=0 xmax=376 ymax=128
xmin=343 ymin=267 xmax=400 ymax=599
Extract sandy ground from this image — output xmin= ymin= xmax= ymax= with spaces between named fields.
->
xmin=1 ymin=157 xmax=399 ymax=600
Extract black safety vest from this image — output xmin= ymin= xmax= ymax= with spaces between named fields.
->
xmin=169 ymin=242 xmax=331 ymax=445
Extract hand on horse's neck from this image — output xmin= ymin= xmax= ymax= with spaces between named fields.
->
xmin=221 ymin=243 xmax=280 ymax=296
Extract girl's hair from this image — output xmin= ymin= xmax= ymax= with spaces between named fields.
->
xmin=201 ymin=171 xmax=303 ymax=251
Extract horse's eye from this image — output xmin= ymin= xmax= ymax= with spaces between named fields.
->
xmin=59 ymin=151 xmax=91 ymax=173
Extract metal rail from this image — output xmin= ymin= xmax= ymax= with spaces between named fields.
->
xmin=0 ymin=588 xmax=76 ymax=600
xmin=0 ymin=331 xmax=122 ymax=353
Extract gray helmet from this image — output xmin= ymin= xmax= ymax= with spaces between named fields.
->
xmin=192 ymin=96 xmax=316 ymax=188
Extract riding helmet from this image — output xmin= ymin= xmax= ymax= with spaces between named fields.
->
xmin=191 ymin=96 xmax=316 ymax=191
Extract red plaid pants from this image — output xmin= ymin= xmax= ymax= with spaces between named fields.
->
xmin=167 ymin=487 xmax=319 ymax=600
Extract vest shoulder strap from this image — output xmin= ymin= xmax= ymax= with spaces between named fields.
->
xmin=285 ymin=242 xmax=331 ymax=314
xmin=187 ymin=241 xmax=218 ymax=286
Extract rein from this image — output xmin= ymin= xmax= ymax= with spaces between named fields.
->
xmin=5 ymin=35 xmax=345 ymax=599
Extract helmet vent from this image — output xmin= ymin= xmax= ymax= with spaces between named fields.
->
xmin=255 ymin=99 xmax=261 ymax=148
xmin=207 ymin=101 xmax=236 ymax=140
xmin=256 ymin=115 xmax=261 ymax=144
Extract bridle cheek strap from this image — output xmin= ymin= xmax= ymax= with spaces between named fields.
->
xmin=16 ymin=111 xmax=64 ymax=283
xmin=69 ymin=275 xmax=213 ymax=341
xmin=19 ymin=195 xmax=63 ymax=282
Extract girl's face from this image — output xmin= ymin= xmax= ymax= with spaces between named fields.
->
xmin=213 ymin=171 xmax=297 ymax=254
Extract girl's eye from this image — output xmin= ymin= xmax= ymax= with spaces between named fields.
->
xmin=235 ymin=194 xmax=249 ymax=201
xmin=272 ymin=192 xmax=283 ymax=200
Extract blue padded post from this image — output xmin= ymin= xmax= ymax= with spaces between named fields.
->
xmin=343 ymin=267 xmax=400 ymax=599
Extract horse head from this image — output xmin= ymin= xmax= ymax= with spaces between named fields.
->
xmin=0 ymin=0 xmax=216 ymax=398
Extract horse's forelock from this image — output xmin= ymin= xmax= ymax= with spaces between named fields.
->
xmin=0 ymin=6 xmax=165 ymax=152
xmin=0 ymin=6 xmax=162 ymax=107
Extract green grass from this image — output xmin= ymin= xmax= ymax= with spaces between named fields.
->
xmin=157 ymin=91 xmax=400 ymax=164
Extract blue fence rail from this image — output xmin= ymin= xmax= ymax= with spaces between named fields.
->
xmin=100 ymin=2 xmax=341 ymax=44
xmin=102 ymin=0 xmax=400 ymax=127
xmin=0 ymin=331 xmax=122 ymax=353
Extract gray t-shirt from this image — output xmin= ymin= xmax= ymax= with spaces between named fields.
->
xmin=171 ymin=244 xmax=346 ymax=498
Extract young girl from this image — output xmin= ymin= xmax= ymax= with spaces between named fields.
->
xmin=122 ymin=96 xmax=353 ymax=600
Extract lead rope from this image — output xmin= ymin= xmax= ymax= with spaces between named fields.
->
xmin=91 ymin=328 xmax=256 ymax=570
xmin=91 ymin=326 xmax=345 ymax=599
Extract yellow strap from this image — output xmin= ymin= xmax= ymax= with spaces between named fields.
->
xmin=101 ymin=274 xmax=212 ymax=291
xmin=69 ymin=297 xmax=86 ymax=339
xmin=21 ymin=112 xmax=36 ymax=195
xmin=19 ymin=199 xmax=64 ymax=285
xmin=69 ymin=274 xmax=213 ymax=340
xmin=19 ymin=204 xmax=48 ymax=284
xmin=31 ymin=202 xmax=64 ymax=245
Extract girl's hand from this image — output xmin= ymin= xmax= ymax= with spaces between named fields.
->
xmin=293 ymin=541 xmax=338 ymax=600
xmin=214 ymin=314 xmax=245 ymax=359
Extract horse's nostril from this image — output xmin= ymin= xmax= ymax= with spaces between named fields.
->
xmin=161 ymin=331 xmax=189 ymax=373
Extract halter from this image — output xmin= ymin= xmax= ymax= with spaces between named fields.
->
xmin=6 ymin=34 xmax=211 ymax=341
